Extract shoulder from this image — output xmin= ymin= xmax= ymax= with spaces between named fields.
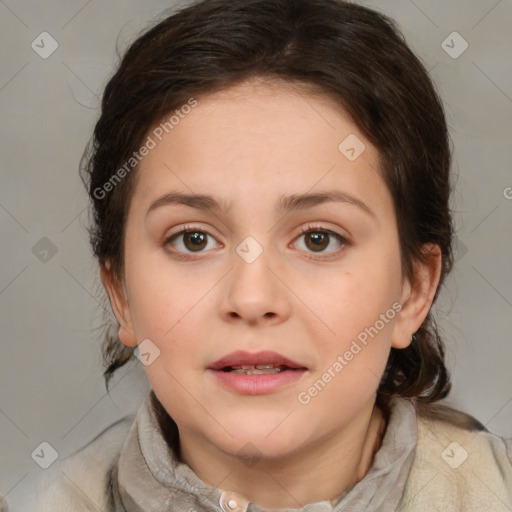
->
xmin=400 ymin=401 xmax=512 ymax=512
xmin=10 ymin=415 xmax=134 ymax=512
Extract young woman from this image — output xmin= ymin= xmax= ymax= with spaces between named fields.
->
xmin=14 ymin=0 xmax=512 ymax=510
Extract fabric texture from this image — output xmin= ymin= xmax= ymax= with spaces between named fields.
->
xmin=6 ymin=391 xmax=512 ymax=511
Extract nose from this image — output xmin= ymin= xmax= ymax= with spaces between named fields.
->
xmin=219 ymin=239 xmax=291 ymax=327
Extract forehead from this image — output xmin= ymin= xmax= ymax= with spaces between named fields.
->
xmin=131 ymin=79 xmax=390 ymax=218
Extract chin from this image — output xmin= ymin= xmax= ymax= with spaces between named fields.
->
xmin=220 ymin=436 xmax=304 ymax=466
xmin=210 ymin=422 xmax=306 ymax=462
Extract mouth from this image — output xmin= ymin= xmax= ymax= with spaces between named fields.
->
xmin=207 ymin=350 xmax=308 ymax=395
xmin=218 ymin=364 xmax=304 ymax=375
xmin=208 ymin=350 xmax=308 ymax=372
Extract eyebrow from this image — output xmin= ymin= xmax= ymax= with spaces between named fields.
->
xmin=146 ymin=190 xmax=377 ymax=220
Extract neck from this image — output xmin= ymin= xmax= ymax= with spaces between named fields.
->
xmin=177 ymin=398 xmax=387 ymax=509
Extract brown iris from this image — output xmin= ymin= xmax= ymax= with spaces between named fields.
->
xmin=304 ymin=231 xmax=329 ymax=252
xmin=183 ymin=231 xmax=208 ymax=251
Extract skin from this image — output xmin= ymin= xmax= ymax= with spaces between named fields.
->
xmin=102 ymin=78 xmax=442 ymax=508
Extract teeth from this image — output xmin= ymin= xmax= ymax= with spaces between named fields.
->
xmin=230 ymin=367 xmax=283 ymax=375
xmin=231 ymin=364 xmax=278 ymax=370
xmin=224 ymin=364 xmax=297 ymax=374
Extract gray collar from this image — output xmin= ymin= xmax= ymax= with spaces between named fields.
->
xmin=112 ymin=392 xmax=418 ymax=512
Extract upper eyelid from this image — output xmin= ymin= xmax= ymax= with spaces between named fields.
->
xmin=165 ymin=224 xmax=222 ymax=242
xmin=165 ymin=223 xmax=345 ymax=238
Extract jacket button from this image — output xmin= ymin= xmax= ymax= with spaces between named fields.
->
xmin=219 ymin=491 xmax=249 ymax=512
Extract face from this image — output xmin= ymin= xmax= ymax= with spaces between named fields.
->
xmin=104 ymin=79 xmax=432 ymax=462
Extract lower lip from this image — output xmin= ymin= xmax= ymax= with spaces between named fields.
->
xmin=208 ymin=369 xmax=307 ymax=395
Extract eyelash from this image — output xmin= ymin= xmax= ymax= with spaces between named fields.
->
xmin=163 ymin=223 xmax=350 ymax=261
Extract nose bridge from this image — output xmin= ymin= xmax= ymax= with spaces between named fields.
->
xmin=232 ymin=233 xmax=276 ymax=295
xmin=221 ymin=232 xmax=290 ymax=324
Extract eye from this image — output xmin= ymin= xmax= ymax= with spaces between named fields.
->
xmin=163 ymin=223 xmax=349 ymax=260
xmin=293 ymin=224 xmax=349 ymax=257
xmin=164 ymin=225 xmax=221 ymax=257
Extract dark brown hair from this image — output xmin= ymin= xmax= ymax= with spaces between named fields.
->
xmin=81 ymin=0 xmax=484 ymax=429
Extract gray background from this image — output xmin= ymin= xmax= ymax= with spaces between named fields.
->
xmin=1 ymin=0 xmax=511 ymax=505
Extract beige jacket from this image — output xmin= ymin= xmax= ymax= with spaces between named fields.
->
xmin=6 ymin=392 xmax=512 ymax=511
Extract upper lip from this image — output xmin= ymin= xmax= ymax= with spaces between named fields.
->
xmin=208 ymin=350 xmax=307 ymax=371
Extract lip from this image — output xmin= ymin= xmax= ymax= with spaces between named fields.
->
xmin=208 ymin=350 xmax=307 ymax=371
xmin=209 ymin=369 xmax=307 ymax=395
xmin=207 ymin=350 xmax=308 ymax=396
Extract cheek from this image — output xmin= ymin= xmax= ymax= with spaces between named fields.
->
xmin=311 ymin=261 xmax=401 ymax=341
xmin=124 ymin=247 xmax=201 ymax=337
xmin=297 ymin=348 xmax=387 ymax=428
xmin=124 ymin=261 xmax=214 ymax=376
xmin=298 ymin=284 xmax=396 ymax=414
xmin=304 ymin=258 xmax=400 ymax=386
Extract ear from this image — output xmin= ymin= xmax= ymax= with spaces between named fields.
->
xmin=391 ymin=243 xmax=443 ymax=349
xmin=100 ymin=262 xmax=138 ymax=348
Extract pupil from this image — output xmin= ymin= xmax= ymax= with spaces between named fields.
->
xmin=307 ymin=232 xmax=328 ymax=251
xmin=185 ymin=231 xmax=207 ymax=251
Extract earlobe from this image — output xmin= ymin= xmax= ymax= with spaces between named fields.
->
xmin=100 ymin=263 xmax=138 ymax=348
xmin=391 ymin=244 xmax=442 ymax=350
xmin=118 ymin=325 xmax=138 ymax=348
